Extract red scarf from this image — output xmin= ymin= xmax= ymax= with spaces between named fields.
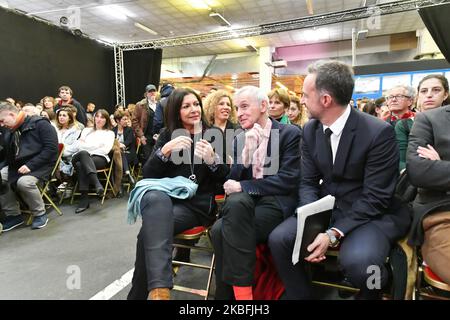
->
xmin=390 ymin=110 xmax=415 ymax=122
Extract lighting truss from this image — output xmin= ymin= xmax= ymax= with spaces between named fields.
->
xmin=117 ymin=0 xmax=449 ymax=51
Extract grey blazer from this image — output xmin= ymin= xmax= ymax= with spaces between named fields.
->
xmin=406 ymin=105 xmax=450 ymax=245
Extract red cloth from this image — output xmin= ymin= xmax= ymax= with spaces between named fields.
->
xmin=390 ymin=110 xmax=415 ymax=122
xmin=252 ymin=244 xmax=285 ymax=300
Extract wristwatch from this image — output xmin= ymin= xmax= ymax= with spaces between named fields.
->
xmin=325 ymin=229 xmax=340 ymax=248
xmin=155 ymin=148 xmax=169 ymax=163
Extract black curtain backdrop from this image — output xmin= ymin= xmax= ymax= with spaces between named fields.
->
xmin=419 ymin=3 xmax=450 ymax=63
xmin=123 ymin=49 xmax=162 ymax=105
xmin=0 ymin=8 xmax=114 ymax=111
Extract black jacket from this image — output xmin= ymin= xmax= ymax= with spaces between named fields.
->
xmin=301 ymin=108 xmax=410 ymax=241
xmin=5 ymin=116 xmax=58 ymax=184
xmin=143 ymin=126 xmax=229 ymax=219
xmin=113 ymin=126 xmax=137 ymax=165
xmin=229 ymin=120 xmax=302 ymax=219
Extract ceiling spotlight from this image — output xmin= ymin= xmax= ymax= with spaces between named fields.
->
xmin=134 ymin=22 xmax=158 ymax=35
xmin=209 ymin=11 xmax=231 ymax=27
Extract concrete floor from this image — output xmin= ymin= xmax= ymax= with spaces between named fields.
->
xmin=0 ymin=196 xmax=217 ymax=300
xmin=0 ymin=195 xmax=345 ymax=300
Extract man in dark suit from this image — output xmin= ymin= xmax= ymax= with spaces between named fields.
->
xmin=268 ymin=60 xmax=410 ymax=299
xmin=211 ymin=85 xmax=302 ymax=300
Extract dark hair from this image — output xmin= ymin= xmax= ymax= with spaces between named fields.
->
xmin=41 ymin=109 xmax=56 ymax=121
xmin=58 ymin=86 xmax=73 ymax=96
xmin=363 ymin=101 xmax=377 ymax=117
xmin=375 ymin=97 xmax=386 ymax=108
xmin=56 ymin=108 xmax=75 ymax=129
xmin=418 ymin=74 xmax=450 ymax=105
xmin=93 ymin=109 xmax=112 ymax=130
xmin=307 ymin=60 xmax=355 ymax=106
xmin=164 ymin=88 xmax=208 ymax=134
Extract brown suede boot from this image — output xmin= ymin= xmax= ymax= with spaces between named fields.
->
xmin=148 ymin=288 xmax=170 ymax=300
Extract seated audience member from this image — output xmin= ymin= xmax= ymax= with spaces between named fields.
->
xmin=288 ymin=95 xmax=308 ymax=127
xmin=22 ymin=104 xmax=39 ymax=116
xmin=203 ymin=89 xmax=238 ymax=132
xmin=406 ymin=104 xmax=450 ymax=285
xmin=85 ymin=103 xmax=96 ymax=128
xmin=268 ymin=88 xmax=291 ymax=124
xmin=268 ymin=60 xmax=411 ymax=300
xmin=0 ymin=101 xmax=58 ymax=231
xmin=54 ymin=86 xmax=87 ymax=126
xmin=396 ymin=75 xmax=449 ymax=171
xmin=127 ymin=88 xmax=229 ymax=300
xmin=5 ymin=97 xmax=15 ymax=105
xmin=112 ymin=110 xmax=137 ymax=184
xmin=210 ymin=86 xmax=302 ymax=300
xmin=55 ymin=108 xmax=82 ymax=177
xmin=385 ymin=85 xmax=415 ymax=126
xmin=71 ymin=109 xmax=115 ymax=213
xmin=65 ymin=104 xmax=85 ymax=131
xmin=42 ymin=96 xmax=55 ymax=111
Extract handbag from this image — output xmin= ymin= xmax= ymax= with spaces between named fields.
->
xmin=395 ymin=170 xmax=417 ymax=203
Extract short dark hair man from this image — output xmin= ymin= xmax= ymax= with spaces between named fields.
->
xmin=0 ymin=101 xmax=58 ymax=230
xmin=268 ymin=60 xmax=411 ymax=299
xmin=55 ymin=85 xmax=87 ymax=126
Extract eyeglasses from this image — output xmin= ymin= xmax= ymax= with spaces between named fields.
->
xmin=386 ymin=94 xmax=411 ymax=101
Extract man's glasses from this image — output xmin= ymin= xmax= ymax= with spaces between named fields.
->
xmin=386 ymin=94 xmax=411 ymax=101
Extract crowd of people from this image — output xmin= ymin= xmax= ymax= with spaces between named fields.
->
xmin=1 ymin=59 xmax=449 ymax=301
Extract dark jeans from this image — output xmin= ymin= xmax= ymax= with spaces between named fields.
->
xmin=71 ymin=150 xmax=107 ymax=192
xmin=268 ymin=216 xmax=392 ymax=299
xmin=127 ymin=191 xmax=212 ymax=300
xmin=210 ymin=193 xmax=284 ymax=299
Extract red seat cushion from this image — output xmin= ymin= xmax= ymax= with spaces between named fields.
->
xmin=424 ymin=265 xmax=444 ymax=283
xmin=181 ymin=226 xmax=206 ymax=236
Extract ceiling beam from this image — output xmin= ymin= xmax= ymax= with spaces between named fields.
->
xmin=119 ymin=0 xmax=449 ymax=50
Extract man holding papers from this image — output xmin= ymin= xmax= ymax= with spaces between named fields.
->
xmin=268 ymin=60 xmax=410 ymax=299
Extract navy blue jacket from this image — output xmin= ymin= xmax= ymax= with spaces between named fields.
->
xmin=300 ymin=107 xmax=410 ymax=241
xmin=229 ymin=120 xmax=302 ymax=219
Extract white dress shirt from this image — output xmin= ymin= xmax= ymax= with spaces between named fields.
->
xmin=322 ymin=105 xmax=351 ymax=164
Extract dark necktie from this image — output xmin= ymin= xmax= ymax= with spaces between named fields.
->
xmin=324 ymin=128 xmax=333 ymax=165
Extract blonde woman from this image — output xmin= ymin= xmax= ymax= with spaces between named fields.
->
xmin=288 ymin=95 xmax=308 ymax=127
xmin=203 ymin=90 xmax=238 ymax=131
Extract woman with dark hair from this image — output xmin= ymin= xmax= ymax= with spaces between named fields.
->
xmin=127 ymin=88 xmax=229 ymax=300
xmin=396 ymin=74 xmax=449 ymax=171
xmin=113 ymin=110 xmax=137 ymax=184
xmin=71 ymin=109 xmax=115 ymax=213
xmin=56 ymin=108 xmax=82 ymax=177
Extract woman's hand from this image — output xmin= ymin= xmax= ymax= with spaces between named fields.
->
xmin=161 ymin=136 xmax=192 ymax=157
xmin=417 ymin=144 xmax=441 ymax=161
xmin=119 ymin=143 xmax=126 ymax=150
xmin=194 ymin=139 xmax=215 ymax=165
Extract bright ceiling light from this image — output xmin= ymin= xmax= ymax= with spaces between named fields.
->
xmin=96 ymin=4 xmax=136 ymax=21
xmin=134 ymin=22 xmax=158 ymax=35
xmin=187 ymin=0 xmax=211 ymax=9
xmin=234 ymin=38 xmax=248 ymax=47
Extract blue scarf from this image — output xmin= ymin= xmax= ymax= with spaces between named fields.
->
xmin=127 ymin=176 xmax=198 ymax=224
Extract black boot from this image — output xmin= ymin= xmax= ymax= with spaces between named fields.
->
xmin=75 ymin=193 xmax=90 ymax=214
xmin=89 ymin=173 xmax=104 ymax=196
